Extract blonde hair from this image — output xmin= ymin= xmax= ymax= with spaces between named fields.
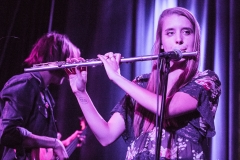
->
xmin=133 ymin=7 xmax=201 ymax=137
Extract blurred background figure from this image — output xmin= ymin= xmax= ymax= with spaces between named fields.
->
xmin=0 ymin=32 xmax=82 ymax=160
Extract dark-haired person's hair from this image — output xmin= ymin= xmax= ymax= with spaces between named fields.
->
xmin=24 ymin=32 xmax=80 ymax=67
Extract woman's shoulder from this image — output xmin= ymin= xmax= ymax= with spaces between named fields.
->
xmin=194 ymin=69 xmax=219 ymax=80
xmin=193 ymin=70 xmax=221 ymax=84
xmin=191 ymin=69 xmax=221 ymax=93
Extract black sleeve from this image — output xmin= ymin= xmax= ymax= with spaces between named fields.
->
xmin=0 ymin=77 xmax=36 ymax=147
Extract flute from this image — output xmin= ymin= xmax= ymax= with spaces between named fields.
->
xmin=24 ymin=51 xmax=197 ymax=72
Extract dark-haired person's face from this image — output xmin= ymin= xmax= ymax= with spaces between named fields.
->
xmin=52 ymin=46 xmax=81 ymax=85
xmin=161 ymin=14 xmax=195 ymax=53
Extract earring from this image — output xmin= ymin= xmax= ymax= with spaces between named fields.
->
xmin=161 ymin=45 xmax=163 ymax=50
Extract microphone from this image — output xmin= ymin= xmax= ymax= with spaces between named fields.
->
xmin=159 ymin=49 xmax=182 ymax=61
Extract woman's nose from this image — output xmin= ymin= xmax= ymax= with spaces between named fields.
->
xmin=175 ymin=33 xmax=183 ymax=45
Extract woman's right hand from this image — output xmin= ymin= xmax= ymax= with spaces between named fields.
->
xmin=66 ymin=57 xmax=87 ymax=93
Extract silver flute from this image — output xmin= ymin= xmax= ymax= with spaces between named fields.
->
xmin=24 ymin=51 xmax=197 ymax=72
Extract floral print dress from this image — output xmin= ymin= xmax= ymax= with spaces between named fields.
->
xmin=111 ymin=70 xmax=221 ymax=160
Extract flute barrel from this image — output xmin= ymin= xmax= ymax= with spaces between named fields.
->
xmin=24 ymin=51 xmax=197 ymax=72
xmin=24 ymin=55 xmax=159 ymax=72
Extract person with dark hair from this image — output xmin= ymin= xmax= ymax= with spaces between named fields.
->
xmin=0 ymin=32 xmax=82 ymax=160
xmin=67 ymin=7 xmax=221 ymax=159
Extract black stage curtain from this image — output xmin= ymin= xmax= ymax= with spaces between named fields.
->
xmin=0 ymin=0 xmax=239 ymax=160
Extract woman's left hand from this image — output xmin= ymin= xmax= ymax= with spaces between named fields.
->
xmin=97 ymin=52 xmax=121 ymax=81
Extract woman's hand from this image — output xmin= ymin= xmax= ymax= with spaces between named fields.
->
xmin=66 ymin=57 xmax=87 ymax=93
xmin=97 ymin=52 xmax=121 ymax=81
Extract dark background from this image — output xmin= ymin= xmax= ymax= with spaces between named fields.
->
xmin=0 ymin=0 xmax=239 ymax=160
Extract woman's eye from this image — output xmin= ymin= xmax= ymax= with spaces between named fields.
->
xmin=166 ymin=31 xmax=174 ymax=36
xmin=183 ymin=29 xmax=192 ymax=35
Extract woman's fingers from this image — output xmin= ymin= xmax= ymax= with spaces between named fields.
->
xmin=65 ymin=57 xmax=86 ymax=75
xmin=98 ymin=52 xmax=121 ymax=62
xmin=114 ymin=53 xmax=121 ymax=63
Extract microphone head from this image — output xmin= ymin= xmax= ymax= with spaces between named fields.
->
xmin=159 ymin=49 xmax=182 ymax=61
xmin=172 ymin=49 xmax=182 ymax=61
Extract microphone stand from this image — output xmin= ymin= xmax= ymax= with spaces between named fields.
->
xmin=155 ymin=57 xmax=171 ymax=160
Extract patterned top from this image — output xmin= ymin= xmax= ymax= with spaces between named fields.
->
xmin=111 ymin=70 xmax=221 ymax=160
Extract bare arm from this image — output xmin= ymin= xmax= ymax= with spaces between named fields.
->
xmin=67 ymin=58 xmax=125 ymax=146
xmin=72 ymin=91 xmax=125 ymax=146
xmin=97 ymin=53 xmax=198 ymax=118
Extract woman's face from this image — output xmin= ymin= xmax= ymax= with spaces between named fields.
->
xmin=161 ymin=14 xmax=195 ymax=53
